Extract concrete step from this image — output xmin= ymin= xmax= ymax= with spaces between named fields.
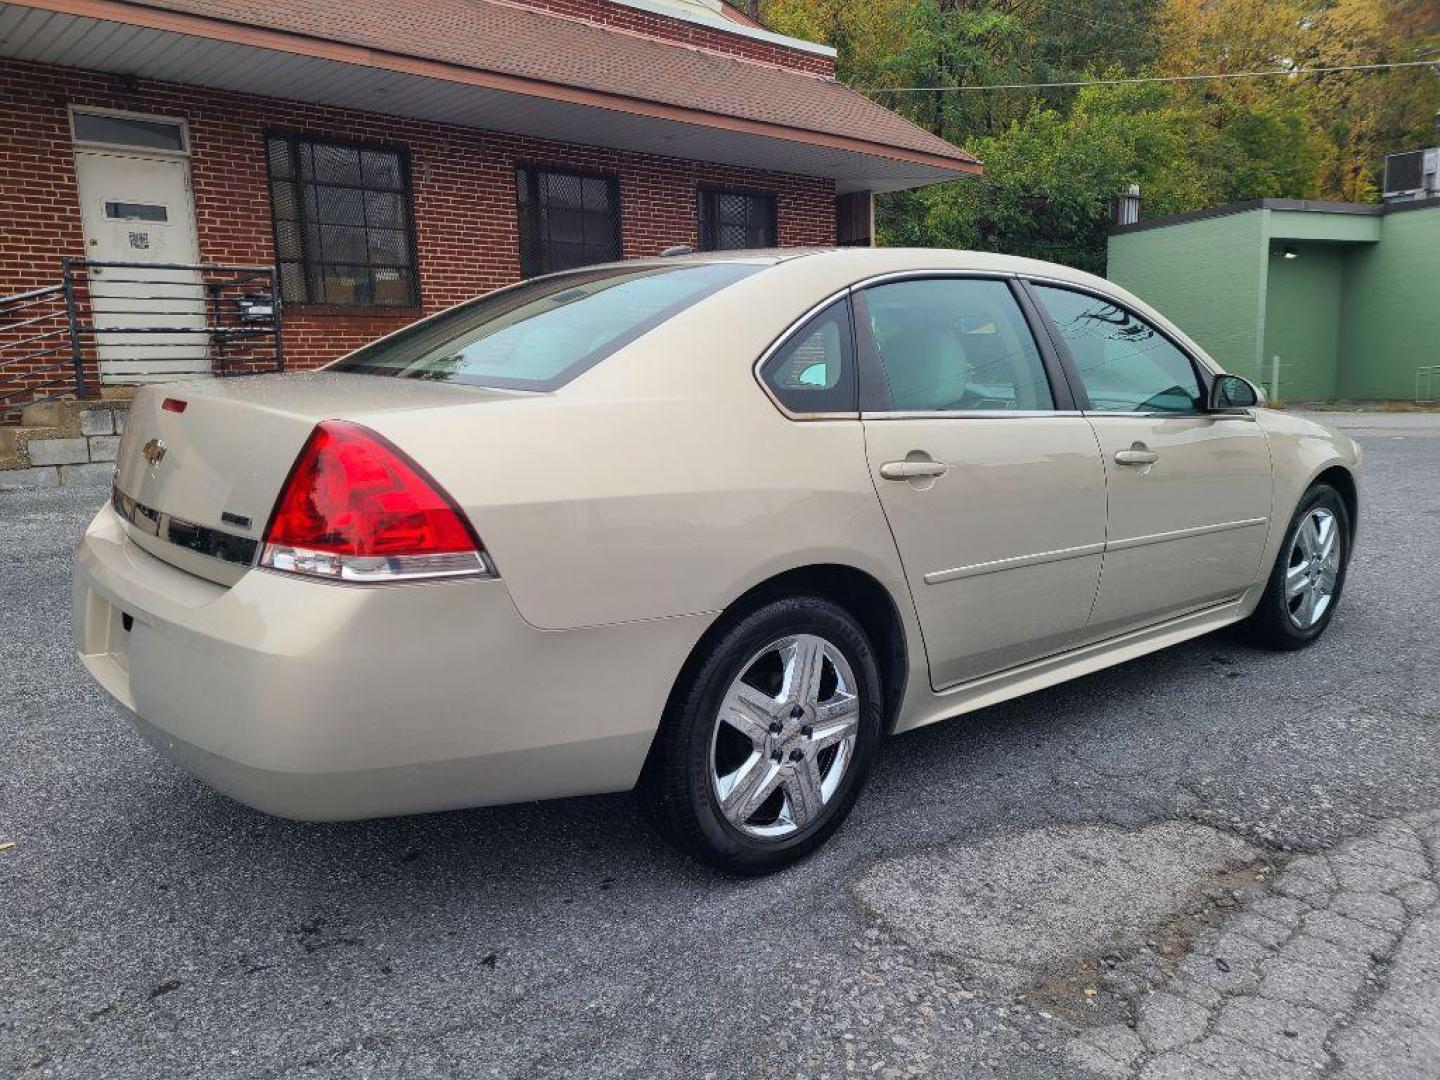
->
xmin=19 ymin=396 xmax=130 ymax=435
xmin=0 ymin=426 xmax=22 ymax=471
xmin=19 ymin=398 xmax=78 ymax=432
xmin=1 ymin=398 xmax=128 ymax=474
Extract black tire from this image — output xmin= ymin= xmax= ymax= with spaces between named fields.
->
xmin=1242 ymin=483 xmax=1351 ymax=650
xmin=638 ymin=595 xmax=883 ymax=875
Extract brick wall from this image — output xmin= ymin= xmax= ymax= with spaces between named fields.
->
xmin=504 ymin=0 xmax=836 ymax=76
xmin=0 ymin=58 xmax=837 ymax=401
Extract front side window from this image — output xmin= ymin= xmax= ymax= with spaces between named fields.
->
xmin=330 ymin=261 xmax=759 ymax=391
xmin=516 ymin=167 xmax=621 ymax=278
xmin=266 ymin=134 xmax=418 ymax=307
xmin=758 ymin=299 xmax=855 ymax=414
xmin=699 ymin=189 xmax=777 ymax=251
xmin=1032 ymin=285 xmax=1202 ymax=413
xmin=859 ymin=278 xmax=1054 ymax=412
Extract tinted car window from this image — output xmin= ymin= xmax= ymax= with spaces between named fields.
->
xmin=1032 ymin=285 xmax=1202 ymax=413
xmin=332 ymin=262 xmax=760 ymax=391
xmin=758 ymin=299 xmax=856 ymax=414
xmin=860 ymin=278 xmax=1053 ymax=411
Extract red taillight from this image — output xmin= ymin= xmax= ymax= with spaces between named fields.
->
xmin=161 ymin=397 xmax=187 ymax=413
xmin=260 ymin=420 xmax=491 ymax=582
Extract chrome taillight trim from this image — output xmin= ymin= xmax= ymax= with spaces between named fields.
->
xmin=259 ymin=543 xmax=493 ymax=583
xmin=112 ymin=485 xmax=259 ymax=567
xmin=113 ymin=485 xmax=494 ymax=583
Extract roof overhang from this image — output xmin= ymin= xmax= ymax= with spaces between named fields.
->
xmin=1111 ymin=197 xmax=1440 ymax=241
xmin=0 ymin=0 xmax=979 ymax=193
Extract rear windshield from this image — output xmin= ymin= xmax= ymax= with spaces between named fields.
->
xmin=329 ymin=261 xmax=761 ymax=391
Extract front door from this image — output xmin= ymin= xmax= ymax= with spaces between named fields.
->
xmin=856 ymin=276 xmax=1109 ymax=689
xmin=73 ymin=147 xmax=207 ymax=383
xmin=1028 ymin=283 xmax=1273 ymax=637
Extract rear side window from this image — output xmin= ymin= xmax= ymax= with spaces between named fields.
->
xmin=331 ymin=262 xmax=760 ymax=391
xmin=859 ymin=277 xmax=1054 ymax=412
xmin=1032 ymin=285 xmax=1202 ymax=413
xmin=758 ymin=299 xmax=856 ymax=415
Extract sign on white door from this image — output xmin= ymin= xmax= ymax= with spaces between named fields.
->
xmin=73 ymin=149 xmax=208 ymax=383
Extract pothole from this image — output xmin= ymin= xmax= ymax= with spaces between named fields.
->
xmin=851 ymin=821 xmax=1287 ymax=1026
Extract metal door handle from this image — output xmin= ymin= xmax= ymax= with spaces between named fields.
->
xmin=880 ymin=460 xmax=949 ymax=481
xmin=1114 ymin=446 xmax=1159 ymax=466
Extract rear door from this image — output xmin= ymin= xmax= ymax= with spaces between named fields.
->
xmin=855 ymin=275 xmax=1108 ymax=689
xmin=1026 ymin=282 xmax=1273 ymax=638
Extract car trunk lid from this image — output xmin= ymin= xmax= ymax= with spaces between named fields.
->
xmin=113 ymin=372 xmax=513 ymax=586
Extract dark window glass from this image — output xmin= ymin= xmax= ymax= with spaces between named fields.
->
xmin=516 ymin=167 xmax=621 ymax=278
xmin=759 ymin=299 xmax=856 ymax=414
xmin=699 ymin=189 xmax=777 ymax=251
xmin=1032 ymin=285 xmax=1202 ymax=413
xmin=73 ymin=111 xmax=186 ymax=152
xmin=861 ymin=278 xmax=1054 ymax=411
xmin=265 ymin=134 xmax=418 ymax=307
xmin=331 ymin=261 xmax=759 ymax=391
xmin=104 ymin=202 xmax=168 ymax=222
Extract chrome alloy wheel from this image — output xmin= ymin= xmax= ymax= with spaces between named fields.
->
xmin=709 ymin=634 xmax=860 ymax=839
xmin=1286 ymin=506 xmax=1342 ymax=629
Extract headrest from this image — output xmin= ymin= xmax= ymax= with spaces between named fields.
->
xmin=879 ymin=328 xmax=969 ymax=411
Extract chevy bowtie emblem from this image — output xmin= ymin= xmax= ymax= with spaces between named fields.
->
xmin=141 ymin=437 xmax=168 ymax=466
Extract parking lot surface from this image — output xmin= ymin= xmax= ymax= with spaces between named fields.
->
xmin=3 ymin=420 xmax=1439 ymax=1079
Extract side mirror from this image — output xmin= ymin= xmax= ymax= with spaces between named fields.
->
xmin=1208 ymin=374 xmax=1261 ymax=411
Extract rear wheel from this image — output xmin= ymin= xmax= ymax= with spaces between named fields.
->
xmin=639 ymin=596 xmax=882 ymax=875
xmin=1243 ymin=484 xmax=1350 ymax=650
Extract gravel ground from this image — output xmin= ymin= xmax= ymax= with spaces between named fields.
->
xmin=2 ymin=423 xmax=1439 ymax=1080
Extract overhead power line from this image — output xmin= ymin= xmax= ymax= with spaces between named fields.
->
xmin=864 ymin=58 xmax=1440 ymax=94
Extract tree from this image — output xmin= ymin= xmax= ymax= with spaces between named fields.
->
xmin=1303 ymin=0 xmax=1440 ymax=200
xmin=761 ymin=0 xmax=1440 ymax=267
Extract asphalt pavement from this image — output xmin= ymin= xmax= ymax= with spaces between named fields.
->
xmin=2 ymin=418 xmax=1438 ymax=1079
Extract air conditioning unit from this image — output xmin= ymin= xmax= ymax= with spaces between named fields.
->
xmin=1382 ymin=148 xmax=1440 ymax=202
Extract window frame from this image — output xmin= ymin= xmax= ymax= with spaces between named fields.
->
xmin=264 ymin=129 xmax=421 ymax=310
xmin=514 ymin=163 xmax=623 ymax=279
xmin=1019 ymin=278 xmax=1216 ymax=416
xmin=70 ymin=105 xmax=190 ymax=156
xmin=850 ymin=271 xmax=1078 ymax=417
xmin=754 ymin=295 xmax=858 ymax=418
xmin=697 ymin=186 xmax=778 ymax=252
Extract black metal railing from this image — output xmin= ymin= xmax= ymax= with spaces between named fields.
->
xmin=0 ymin=276 xmax=86 ymax=418
xmin=66 ymin=258 xmax=285 ymax=380
xmin=0 ymin=259 xmax=284 ymax=421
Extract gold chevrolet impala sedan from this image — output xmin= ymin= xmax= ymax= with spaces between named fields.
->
xmin=73 ymin=249 xmax=1360 ymax=873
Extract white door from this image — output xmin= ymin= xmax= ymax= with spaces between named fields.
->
xmin=74 ymin=150 xmax=208 ymax=382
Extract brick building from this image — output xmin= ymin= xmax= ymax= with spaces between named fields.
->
xmin=0 ymin=0 xmax=979 ymax=410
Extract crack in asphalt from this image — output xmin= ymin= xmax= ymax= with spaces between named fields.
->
xmin=1064 ymin=812 xmax=1440 ymax=1080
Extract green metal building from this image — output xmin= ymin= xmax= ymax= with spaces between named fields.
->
xmin=1107 ymin=198 xmax=1440 ymax=403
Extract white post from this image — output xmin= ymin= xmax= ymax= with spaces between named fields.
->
xmin=1270 ymin=355 xmax=1281 ymax=404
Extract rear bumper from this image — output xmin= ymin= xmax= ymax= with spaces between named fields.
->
xmin=72 ymin=506 xmax=710 ymax=820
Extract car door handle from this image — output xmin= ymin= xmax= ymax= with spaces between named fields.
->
xmin=1114 ymin=445 xmax=1159 ymax=466
xmin=880 ymin=460 xmax=950 ymax=481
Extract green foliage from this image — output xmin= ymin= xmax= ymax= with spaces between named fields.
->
xmin=762 ymin=0 xmax=1440 ymax=271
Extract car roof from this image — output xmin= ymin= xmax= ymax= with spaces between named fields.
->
xmin=619 ymin=246 xmax=1115 ymax=291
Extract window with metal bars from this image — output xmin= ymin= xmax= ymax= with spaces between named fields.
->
xmin=266 ymin=133 xmax=418 ymax=307
xmin=698 ymin=188 xmax=777 ymax=251
xmin=515 ymin=166 xmax=622 ymax=278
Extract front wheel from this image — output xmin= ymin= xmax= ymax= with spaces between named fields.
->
xmin=1242 ymin=483 xmax=1350 ymax=650
xmin=638 ymin=596 xmax=883 ymax=875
